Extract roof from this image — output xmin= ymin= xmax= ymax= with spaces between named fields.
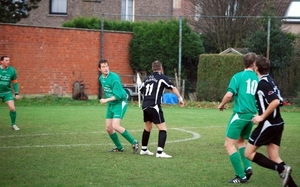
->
xmin=219 ymin=48 xmax=243 ymax=55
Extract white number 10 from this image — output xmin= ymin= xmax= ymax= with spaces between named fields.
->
xmin=246 ymin=79 xmax=258 ymax=95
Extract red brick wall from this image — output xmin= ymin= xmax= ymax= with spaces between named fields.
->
xmin=0 ymin=24 xmax=134 ymax=96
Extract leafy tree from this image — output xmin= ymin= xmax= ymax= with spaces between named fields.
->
xmin=243 ymin=10 xmax=297 ymax=76
xmin=129 ymin=19 xmax=204 ymax=80
xmin=0 ymin=0 xmax=40 ymax=23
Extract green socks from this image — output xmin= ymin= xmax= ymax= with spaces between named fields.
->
xmin=239 ymin=147 xmax=252 ymax=170
xmin=229 ymin=152 xmax=246 ymax=178
xmin=121 ymin=130 xmax=136 ymax=145
xmin=109 ymin=132 xmax=123 ymax=150
xmin=9 ymin=111 xmax=17 ymax=126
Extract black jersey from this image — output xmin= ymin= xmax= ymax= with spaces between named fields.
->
xmin=255 ymin=74 xmax=284 ymax=125
xmin=140 ymin=72 xmax=174 ymax=109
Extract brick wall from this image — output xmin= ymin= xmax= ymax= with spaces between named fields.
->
xmin=18 ymin=0 xmax=175 ymax=27
xmin=0 ymin=24 xmax=134 ymax=97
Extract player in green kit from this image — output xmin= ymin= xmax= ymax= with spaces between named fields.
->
xmin=0 ymin=56 xmax=20 ymax=130
xmin=218 ymin=53 xmax=258 ymax=183
xmin=98 ymin=59 xmax=139 ymax=153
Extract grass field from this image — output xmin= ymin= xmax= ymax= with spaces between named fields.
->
xmin=0 ymin=98 xmax=299 ymax=187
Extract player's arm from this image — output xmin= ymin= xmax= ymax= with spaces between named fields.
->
xmin=171 ymin=87 xmax=184 ymax=107
xmin=12 ymin=79 xmax=20 ymax=99
xmin=252 ymin=99 xmax=280 ymax=124
xmin=218 ymin=91 xmax=233 ymax=111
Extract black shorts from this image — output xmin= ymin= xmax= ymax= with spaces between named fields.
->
xmin=248 ymin=120 xmax=284 ymax=147
xmin=143 ymin=105 xmax=165 ymax=124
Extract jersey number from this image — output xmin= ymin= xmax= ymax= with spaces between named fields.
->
xmin=145 ymin=83 xmax=154 ymax=96
xmin=246 ymin=79 xmax=258 ymax=95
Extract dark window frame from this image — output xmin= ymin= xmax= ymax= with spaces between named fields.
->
xmin=49 ymin=0 xmax=68 ymax=15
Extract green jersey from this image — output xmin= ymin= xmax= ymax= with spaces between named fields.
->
xmin=0 ymin=65 xmax=18 ymax=94
xmin=227 ymin=69 xmax=258 ymax=114
xmin=99 ymin=71 xmax=127 ymax=105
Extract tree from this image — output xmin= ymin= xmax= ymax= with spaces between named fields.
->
xmin=243 ymin=12 xmax=297 ymax=77
xmin=0 ymin=0 xmax=41 ymax=23
xmin=182 ymin=0 xmax=290 ymax=53
xmin=129 ymin=19 xmax=204 ymax=80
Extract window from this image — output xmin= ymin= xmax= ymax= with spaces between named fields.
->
xmin=194 ymin=3 xmax=202 ymax=21
xmin=225 ymin=0 xmax=238 ymax=17
xmin=173 ymin=0 xmax=181 ymax=9
xmin=121 ymin=0 xmax=134 ymax=21
xmin=50 ymin=0 xmax=67 ymax=14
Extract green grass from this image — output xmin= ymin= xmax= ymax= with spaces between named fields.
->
xmin=0 ymin=98 xmax=299 ymax=187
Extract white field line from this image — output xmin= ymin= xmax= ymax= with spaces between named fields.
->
xmin=0 ymin=128 xmax=201 ymax=149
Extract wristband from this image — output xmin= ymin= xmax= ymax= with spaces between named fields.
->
xmin=178 ymin=97 xmax=183 ymax=102
xmin=15 ymin=93 xmax=19 ymax=96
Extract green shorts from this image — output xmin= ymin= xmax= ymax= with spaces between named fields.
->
xmin=106 ymin=100 xmax=128 ymax=119
xmin=0 ymin=92 xmax=14 ymax=102
xmin=225 ymin=112 xmax=255 ymax=140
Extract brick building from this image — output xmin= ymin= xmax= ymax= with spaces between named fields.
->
xmin=19 ymin=0 xmax=182 ymax=27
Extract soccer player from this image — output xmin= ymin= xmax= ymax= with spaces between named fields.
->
xmin=218 ymin=52 xmax=258 ymax=183
xmin=245 ymin=56 xmax=297 ymax=187
xmin=98 ymin=59 xmax=139 ymax=153
xmin=139 ymin=60 xmax=184 ymax=158
xmin=0 ymin=56 xmax=20 ymax=130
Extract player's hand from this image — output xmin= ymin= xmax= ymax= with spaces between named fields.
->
xmin=15 ymin=95 xmax=20 ymax=100
xmin=218 ymin=104 xmax=225 ymax=111
xmin=252 ymin=115 xmax=263 ymax=124
xmin=99 ymin=98 xmax=107 ymax=104
xmin=179 ymin=100 xmax=184 ymax=107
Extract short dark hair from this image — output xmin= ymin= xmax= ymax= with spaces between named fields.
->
xmin=1 ymin=56 xmax=9 ymax=61
xmin=243 ymin=52 xmax=257 ymax=68
xmin=152 ymin=60 xmax=162 ymax=71
xmin=98 ymin=59 xmax=108 ymax=68
xmin=255 ymin=56 xmax=270 ymax=75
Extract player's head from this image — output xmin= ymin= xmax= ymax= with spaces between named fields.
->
xmin=1 ymin=56 xmax=10 ymax=67
xmin=1 ymin=55 xmax=9 ymax=61
xmin=98 ymin=59 xmax=109 ymax=68
xmin=255 ymin=56 xmax=270 ymax=75
xmin=152 ymin=60 xmax=162 ymax=72
xmin=98 ymin=59 xmax=109 ymax=75
xmin=243 ymin=52 xmax=257 ymax=69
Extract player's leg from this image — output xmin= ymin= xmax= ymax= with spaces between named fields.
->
xmin=155 ymin=122 xmax=171 ymax=158
xmin=140 ymin=117 xmax=154 ymax=155
xmin=239 ymin=117 xmax=255 ymax=180
xmin=267 ymin=127 xmax=295 ymax=187
xmin=225 ymin=113 xmax=247 ymax=183
xmin=105 ymin=106 xmax=123 ymax=152
xmin=237 ymin=137 xmax=252 ymax=180
xmin=148 ymin=105 xmax=171 ymax=158
xmin=106 ymin=118 xmax=124 ymax=152
xmin=4 ymin=93 xmax=19 ymax=130
xmin=112 ymin=101 xmax=139 ymax=153
xmin=246 ymin=122 xmax=290 ymax=186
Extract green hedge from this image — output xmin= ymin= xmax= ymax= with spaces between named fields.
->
xmin=197 ymin=54 xmax=246 ymax=102
xmin=197 ymin=54 xmax=300 ymax=102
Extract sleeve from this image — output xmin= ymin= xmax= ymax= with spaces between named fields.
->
xmin=139 ymin=82 xmax=145 ymax=95
xmin=162 ymin=75 xmax=174 ymax=90
xmin=12 ymin=69 xmax=19 ymax=94
xmin=13 ymin=83 xmax=19 ymax=94
xmin=260 ymin=81 xmax=278 ymax=103
xmin=112 ymin=79 xmax=126 ymax=100
xmin=227 ymin=76 xmax=237 ymax=95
